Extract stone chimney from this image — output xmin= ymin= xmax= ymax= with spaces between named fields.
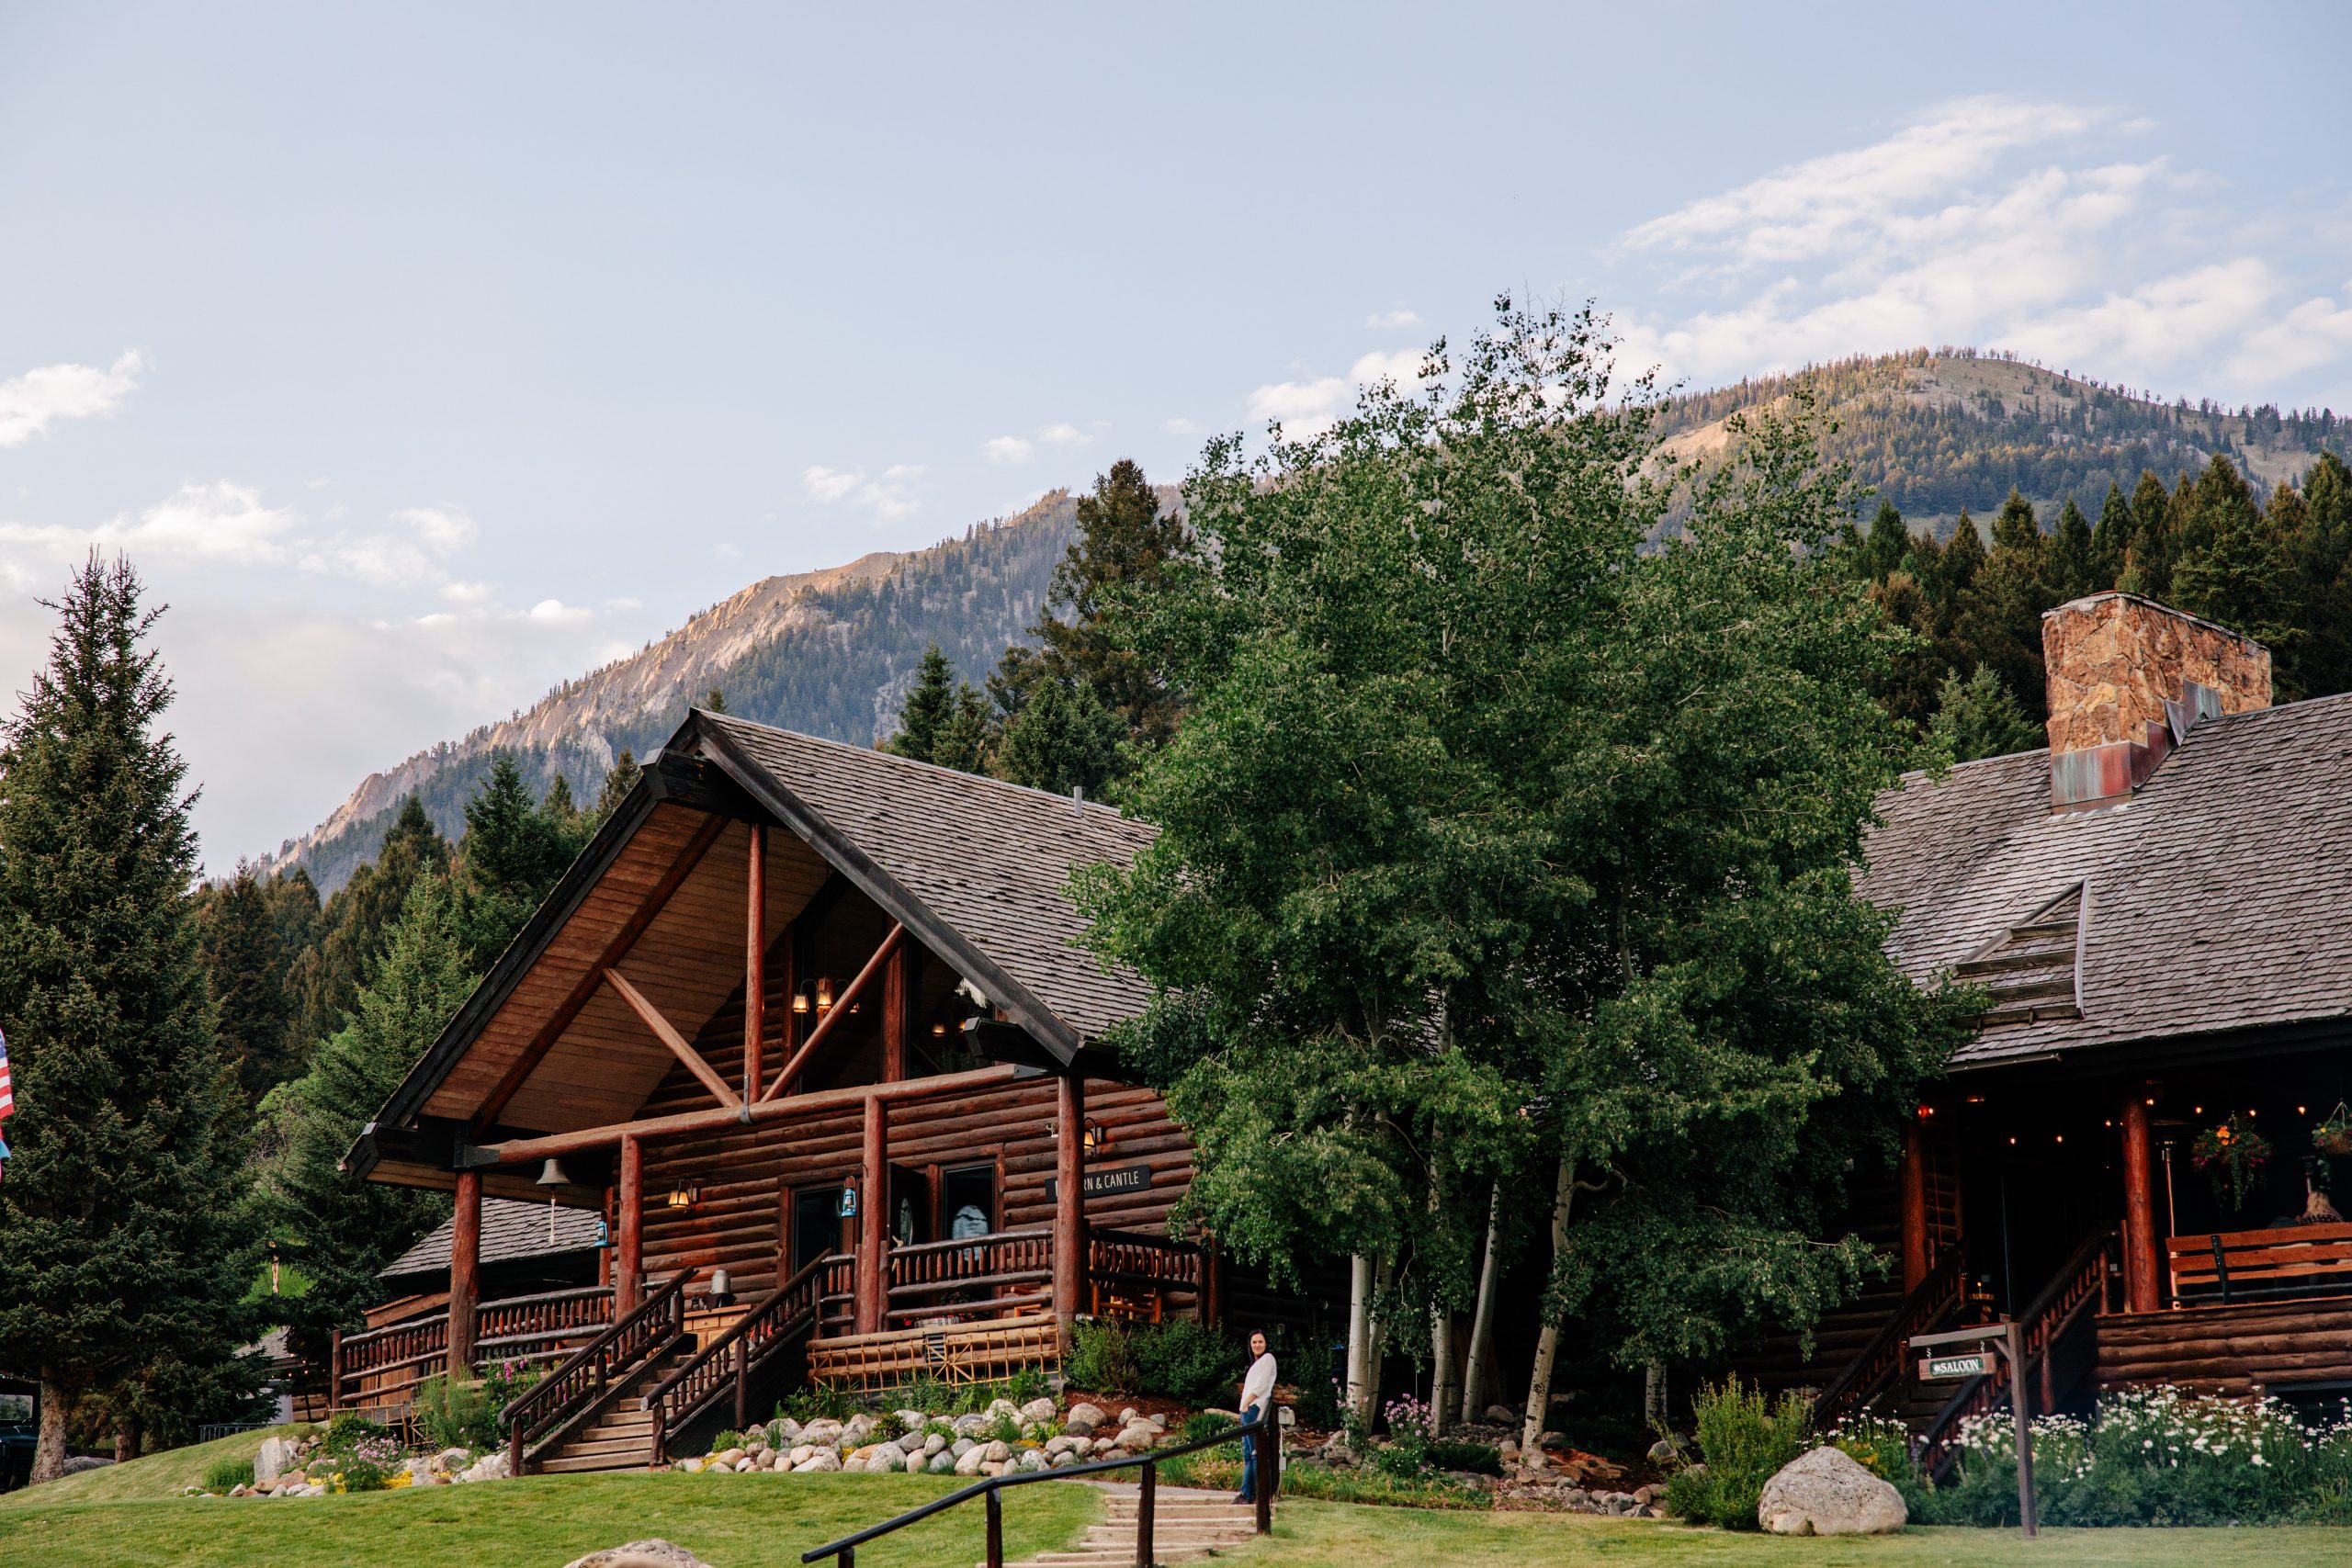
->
xmin=2041 ymin=592 xmax=2270 ymax=810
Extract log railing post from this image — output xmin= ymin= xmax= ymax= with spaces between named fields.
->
xmin=617 ymin=1134 xmax=644 ymax=1314
xmin=1054 ymin=1073 xmax=1085 ymax=1337
xmin=449 ymin=1168 xmax=481 ymax=1378
xmin=984 ymin=1486 xmax=1003 ymax=1568
xmin=745 ymin=823 xmax=766 ymax=1100
xmin=1136 ymin=1461 xmax=1156 ymax=1568
xmin=2120 ymin=1091 xmax=2161 ymax=1313
xmin=1254 ymin=1410 xmax=1276 ymax=1533
xmin=328 ymin=1330 xmax=342 ymax=1415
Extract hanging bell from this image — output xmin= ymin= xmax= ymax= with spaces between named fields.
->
xmin=537 ymin=1157 xmax=572 ymax=1188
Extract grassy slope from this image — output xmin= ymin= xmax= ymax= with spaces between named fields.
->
xmin=0 ymin=1425 xmax=314 ymax=1506
xmin=1242 ymin=1505 xmax=2352 ymax=1567
xmin=0 ymin=1472 xmax=1098 ymax=1568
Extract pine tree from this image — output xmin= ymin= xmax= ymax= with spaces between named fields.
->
xmin=594 ymin=748 xmax=642 ymax=824
xmin=1861 ymin=499 xmax=1911 ymax=581
xmin=934 ymin=686 xmax=995 ymax=775
xmin=287 ymin=797 xmax=448 ymax=1053
xmin=888 ymin=646 xmax=958 ymax=764
xmin=2088 ymin=480 xmax=2133 ymax=591
xmin=1013 ymin=458 xmax=1186 ymax=747
xmin=1928 ymin=664 xmax=2045 ymax=762
xmin=993 ymin=676 xmax=1124 ymax=796
xmin=2050 ymin=495 xmax=2094 ymax=601
xmin=263 ymin=877 xmax=468 ymax=1348
xmin=2172 ymin=465 xmax=2298 ymax=677
xmin=2291 ymin=455 xmax=2352 ymax=697
xmin=2122 ymin=468 xmax=2179 ymax=599
xmin=196 ymin=863 xmax=302 ymax=1104
xmin=1951 ymin=492 xmax=2051 ymax=721
xmin=0 ymin=556 xmax=260 ymax=1483
xmin=452 ymin=753 xmax=579 ymax=966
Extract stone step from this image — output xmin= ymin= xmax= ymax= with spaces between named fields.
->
xmin=537 ymin=1453 xmax=648 ymax=1474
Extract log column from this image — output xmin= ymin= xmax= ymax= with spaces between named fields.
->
xmin=857 ymin=1094 xmax=888 ymax=1334
xmin=616 ymin=1134 xmax=644 ymax=1314
xmin=448 ymin=1168 xmax=481 ymax=1377
xmin=2120 ymin=1091 xmax=2162 ymax=1313
xmin=882 ymin=942 xmax=907 ymax=1084
xmin=1054 ymin=1072 xmax=1085 ymax=1334
xmin=744 ymin=824 xmax=765 ymax=1100
xmin=1900 ymin=1120 xmax=1930 ymax=1292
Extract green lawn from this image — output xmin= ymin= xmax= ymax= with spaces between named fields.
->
xmin=6 ymin=1452 xmax=2350 ymax=1568
xmin=0 ymin=1424 xmax=312 ymax=1505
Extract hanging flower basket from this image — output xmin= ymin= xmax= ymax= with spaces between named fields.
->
xmin=2192 ymin=1113 xmax=2273 ymax=1211
xmin=2314 ymin=1103 xmax=2352 ymax=1157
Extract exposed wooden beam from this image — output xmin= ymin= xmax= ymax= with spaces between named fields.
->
xmin=605 ymin=966 xmax=741 ymax=1111
xmin=480 ymin=1062 xmax=1038 ymax=1165
xmin=616 ymin=1134 xmax=643 ymax=1314
xmin=472 ymin=812 xmax=730 ymax=1131
xmin=857 ymin=1094 xmax=888 ymax=1334
xmin=759 ymin=922 xmax=907 ymax=1104
xmin=744 ymin=823 xmax=767 ymax=1100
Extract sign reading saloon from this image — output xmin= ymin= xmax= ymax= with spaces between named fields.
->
xmin=1044 ymin=1163 xmax=1152 ymax=1203
xmin=1919 ymin=1351 xmax=1990 ymax=1380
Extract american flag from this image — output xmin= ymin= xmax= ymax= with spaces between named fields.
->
xmin=0 ymin=1026 xmax=13 ymax=1165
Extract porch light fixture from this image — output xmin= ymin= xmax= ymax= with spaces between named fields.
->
xmin=666 ymin=1183 xmax=700 ymax=1209
xmin=1082 ymin=1120 xmax=1108 ymax=1156
xmin=930 ymin=1021 xmax=947 ymax=1036
xmin=816 ymin=976 xmax=835 ymax=1011
xmin=792 ymin=988 xmax=810 ymax=1015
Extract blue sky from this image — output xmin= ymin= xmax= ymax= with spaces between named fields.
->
xmin=4 ymin=2 xmax=2348 ymax=865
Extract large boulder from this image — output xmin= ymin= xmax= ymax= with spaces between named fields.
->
xmin=254 ymin=1435 xmax=296 ymax=1485
xmin=1018 ymin=1397 xmax=1057 ymax=1427
xmin=1758 ymin=1447 xmax=1907 ymax=1536
xmin=562 ymin=1541 xmax=717 ymax=1568
xmin=1063 ymin=1403 xmax=1106 ymax=1437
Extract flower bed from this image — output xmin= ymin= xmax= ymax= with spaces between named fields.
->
xmin=678 ymin=1393 xmax=1173 ymax=1479
xmin=187 ymin=1412 xmax=512 ymax=1499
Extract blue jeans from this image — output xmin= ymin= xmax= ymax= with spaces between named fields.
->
xmin=1238 ymin=1403 xmax=1262 ymax=1501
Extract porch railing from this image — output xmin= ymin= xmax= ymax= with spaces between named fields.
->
xmin=648 ymin=1252 xmax=838 ymax=1463
xmin=2167 ymin=1221 xmax=2352 ymax=1307
xmin=1086 ymin=1228 xmax=1204 ymax=1317
xmin=1915 ymin=1228 xmax=2116 ymax=1478
xmin=504 ymin=1271 xmax=693 ymax=1477
xmin=884 ymin=1228 xmax=1053 ymax=1326
xmin=332 ymin=1285 xmax=614 ymax=1417
xmin=1813 ymin=1250 xmax=1966 ymax=1434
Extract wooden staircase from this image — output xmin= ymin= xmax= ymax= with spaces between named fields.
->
xmin=532 ymin=1346 xmax=689 ymax=1473
xmin=998 ymin=1484 xmax=1259 ymax=1568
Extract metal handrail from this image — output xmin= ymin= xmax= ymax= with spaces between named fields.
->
xmin=1814 ymin=1250 xmax=1964 ymax=1431
xmin=800 ymin=1407 xmax=1278 ymax=1568
xmin=503 ymin=1271 xmax=693 ymax=1476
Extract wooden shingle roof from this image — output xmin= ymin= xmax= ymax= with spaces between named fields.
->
xmin=379 ymin=1197 xmax=603 ymax=1280
xmin=1857 ymin=691 xmax=2352 ymax=1069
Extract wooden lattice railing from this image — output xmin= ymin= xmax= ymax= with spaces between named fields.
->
xmin=648 ymin=1252 xmax=837 ymax=1463
xmin=1813 ymin=1250 xmax=1965 ymax=1434
xmin=504 ymin=1272 xmax=692 ymax=1476
xmin=884 ymin=1227 xmax=1052 ymax=1326
xmin=1915 ymin=1228 xmax=2116 ymax=1477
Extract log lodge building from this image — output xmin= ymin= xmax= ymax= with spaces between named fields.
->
xmin=343 ymin=592 xmax=2352 ymax=1472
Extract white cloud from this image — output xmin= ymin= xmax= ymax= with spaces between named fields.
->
xmin=1609 ymin=96 xmax=2352 ymax=402
xmin=395 ymin=505 xmax=478 ymax=554
xmin=982 ymin=435 xmax=1035 ymax=466
xmin=1366 ymin=307 xmax=1422 ymax=329
xmin=1037 ymin=423 xmax=1090 ymax=447
xmin=299 ymin=502 xmax=481 ymax=589
xmin=803 ymin=462 xmax=923 ymax=520
xmin=1165 ymin=416 xmax=1204 ymax=436
xmin=1244 ymin=349 xmax=1438 ymax=438
xmin=439 ymin=579 xmax=491 ymax=605
xmin=0 ymin=479 xmax=300 ymax=568
xmin=0 ymin=351 xmax=145 ymax=448
xmin=527 ymin=597 xmax=592 ymax=625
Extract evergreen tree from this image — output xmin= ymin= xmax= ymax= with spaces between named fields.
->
xmin=0 ymin=556 xmax=260 ymax=1483
xmin=262 ymin=877 xmax=467 ymax=1348
xmin=1951 ymin=491 xmax=2051 ymax=722
xmin=993 ymin=677 xmax=1123 ymax=797
xmin=2172 ymin=465 xmax=2299 ymax=674
xmin=594 ymin=748 xmax=642 ymax=825
xmin=196 ymin=863 xmax=302 ymax=1104
xmin=1027 ymin=458 xmax=1186 ymax=747
xmin=2050 ymin=495 xmax=2095 ymax=602
xmin=2088 ymin=481 xmax=2133 ymax=591
xmin=888 ymin=645 xmax=959 ymax=764
xmin=451 ymin=752 xmax=582 ymax=966
xmin=701 ymin=687 xmax=728 ymax=714
xmin=1861 ymin=498 xmax=1911 ymax=581
xmin=933 ymin=686 xmax=996 ymax=775
xmin=2291 ymin=455 xmax=2352 ymax=696
xmin=287 ymin=796 xmax=448 ymax=1053
xmin=1866 ymin=570 xmax=1944 ymax=733
xmin=1928 ymin=665 xmax=2045 ymax=762
xmin=1928 ymin=509 xmax=1985 ymax=633
xmin=2122 ymin=468 xmax=2180 ymax=598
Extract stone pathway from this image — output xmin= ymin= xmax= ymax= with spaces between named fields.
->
xmin=994 ymin=1482 xmax=1261 ymax=1567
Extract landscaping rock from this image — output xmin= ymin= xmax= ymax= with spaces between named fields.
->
xmin=952 ymin=1414 xmax=988 ymax=1436
xmin=1483 ymin=1404 xmax=1518 ymax=1425
xmin=793 ymin=1450 xmax=842 ymax=1474
xmin=254 ymin=1435 xmax=296 ymax=1485
xmin=953 ymin=1445 xmax=987 ymax=1477
xmin=1018 ymin=1397 xmax=1057 ymax=1427
xmin=981 ymin=1439 xmax=1012 ymax=1463
xmin=922 ymin=1433 xmax=948 ymax=1457
xmin=927 ymin=1452 xmax=956 ymax=1474
xmin=1063 ymin=1402 xmax=1106 ymax=1437
xmin=775 ymin=1417 xmax=804 ymax=1442
xmin=950 ymin=1437 xmax=976 ymax=1459
xmin=1758 ymin=1446 xmax=1906 ymax=1537
xmin=1114 ymin=1424 xmax=1158 ymax=1451
xmin=561 ymin=1540 xmax=718 ymax=1568
xmin=714 ymin=1447 xmax=746 ymax=1469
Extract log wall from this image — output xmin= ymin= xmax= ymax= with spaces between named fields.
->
xmin=2095 ymin=1298 xmax=2352 ymax=1394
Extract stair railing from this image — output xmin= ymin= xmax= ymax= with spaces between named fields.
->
xmin=646 ymin=1252 xmax=837 ymax=1464
xmin=1914 ymin=1228 xmax=2117 ymax=1478
xmin=503 ymin=1271 xmax=693 ymax=1478
xmin=800 ymin=1406 xmax=1278 ymax=1568
xmin=1813 ymin=1249 xmax=1965 ymax=1434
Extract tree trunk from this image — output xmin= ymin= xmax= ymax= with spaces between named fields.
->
xmin=114 ymin=1410 xmax=142 ymax=1464
xmin=1644 ymin=1361 xmax=1668 ymax=1431
xmin=1345 ymin=1253 xmax=1374 ymax=1427
xmin=33 ymin=1373 xmax=74 ymax=1485
xmin=1520 ymin=1158 xmax=1577 ymax=1453
xmin=1459 ymin=1179 xmax=1505 ymax=1426
xmin=1430 ymin=1307 xmax=1456 ymax=1438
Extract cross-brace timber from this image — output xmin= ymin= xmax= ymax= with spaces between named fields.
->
xmin=605 ymin=965 xmax=741 ymax=1110
xmin=467 ymin=1062 xmax=1046 ymax=1168
xmin=760 ymin=922 xmax=906 ymax=1103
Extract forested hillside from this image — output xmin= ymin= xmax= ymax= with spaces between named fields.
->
xmin=263 ymin=491 xmax=1079 ymax=891
xmin=1658 ymin=349 xmax=2349 ymax=530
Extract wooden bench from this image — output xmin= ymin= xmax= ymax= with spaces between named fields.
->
xmin=2169 ymin=1222 xmax=2352 ymax=1304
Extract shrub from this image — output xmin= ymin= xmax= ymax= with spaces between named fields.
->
xmin=780 ymin=1385 xmax=860 ymax=1423
xmin=1280 ymin=1460 xmax=1492 ymax=1510
xmin=1374 ymin=1393 xmax=1436 ymax=1479
xmin=415 ymin=1374 xmax=499 ymax=1452
xmin=1426 ymin=1439 xmax=1502 ymax=1477
xmin=1005 ymin=1366 xmax=1051 ymax=1405
xmin=1133 ymin=1319 xmax=1242 ymax=1404
xmin=322 ymin=1411 xmax=387 ymax=1453
xmin=1181 ymin=1411 xmax=1238 ymax=1446
xmin=481 ymin=1359 xmax=547 ymax=1428
xmin=1662 ymin=1375 xmax=1812 ymax=1530
xmin=1067 ymin=1319 xmax=1143 ymax=1397
xmin=203 ymin=1458 xmax=254 ymax=1494
xmin=335 ymin=1458 xmax=389 ymax=1493
xmin=987 ymin=1412 xmax=1023 ymax=1447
